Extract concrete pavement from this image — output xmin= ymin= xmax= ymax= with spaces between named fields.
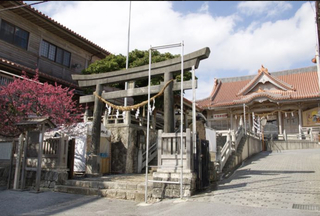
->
xmin=1 ymin=148 xmax=320 ymax=215
xmin=191 ymin=148 xmax=320 ymax=211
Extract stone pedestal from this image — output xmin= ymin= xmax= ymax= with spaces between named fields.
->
xmin=152 ymin=171 xmax=197 ymax=199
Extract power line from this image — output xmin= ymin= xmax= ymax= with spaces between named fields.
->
xmin=0 ymin=1 xmax=47 ymax=12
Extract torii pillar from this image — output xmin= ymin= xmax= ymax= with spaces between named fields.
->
xmin=164 ymin=72 xmax=174 ymax=132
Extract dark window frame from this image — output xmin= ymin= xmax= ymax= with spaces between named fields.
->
xmin=40 ymin=40 xmax=71 ymax=67
xmin=0 ymin=19 xmax=29 ymax=50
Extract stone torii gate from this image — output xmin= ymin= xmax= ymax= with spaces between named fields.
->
xmin=72 ymin=47 xmax=210 ymax=174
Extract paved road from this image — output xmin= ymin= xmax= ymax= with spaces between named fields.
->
xmin=1 ymin=149 xmax=320 ymax=215
xmin=191 ymin=148 xmax=320 ymax=212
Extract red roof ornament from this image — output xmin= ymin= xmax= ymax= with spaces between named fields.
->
xmin=258 ymin=65 xmax=270 ymax=74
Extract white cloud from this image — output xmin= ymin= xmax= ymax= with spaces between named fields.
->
xmin=198 ymin=2 xmax=209 ymax=13
xmin=237 ymin=1 xmax=292 ymax=17
xmin=212 ymin=2 xmax=316 ymax=75
xmin=34 ymin=1 xmax=316 ymax=101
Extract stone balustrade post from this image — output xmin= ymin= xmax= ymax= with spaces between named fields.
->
xmin=137 ymin=147 xmax=143 ymax=173
xmin=216 ymin=146 xmax=222 ymax=172
xmin=231 ymin=130 xmax=236 ymax=151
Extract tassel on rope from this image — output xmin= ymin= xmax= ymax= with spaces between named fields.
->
xmin=135 ymin=108 xmax=140 ymax=119
xmin=152 ymin=98 xmax=155 ymax=112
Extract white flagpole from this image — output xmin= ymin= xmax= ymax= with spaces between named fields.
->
xmin=124 ymin=1 xmax=132 ymax=107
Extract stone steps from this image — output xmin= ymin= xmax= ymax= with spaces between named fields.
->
xmin=54 ymin=185 xmax=101 ymax=196
xmin=54 ymin=177 xmax=154 ymax=202
xmin=101 ymin=189 xmax=152 ymax=202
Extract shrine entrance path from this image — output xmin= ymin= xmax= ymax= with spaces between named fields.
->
xmin=191 ymin=148 xmax=320 ymax=213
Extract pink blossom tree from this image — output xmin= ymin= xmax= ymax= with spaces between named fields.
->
xmin=0 ymin=71 xmax=82 ymax=137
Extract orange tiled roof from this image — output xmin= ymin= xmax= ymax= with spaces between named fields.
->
xmin=197 ymin=66 xmax=320 ymax=109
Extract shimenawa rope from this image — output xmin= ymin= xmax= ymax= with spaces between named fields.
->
xmin=93 ymin=79 xmax=174 ymax=111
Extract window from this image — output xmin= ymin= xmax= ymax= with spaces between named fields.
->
xmin=40 ymin=40 xmax=71 ymax=67
xmin=0 ymin=19 xmax=29 ymax=49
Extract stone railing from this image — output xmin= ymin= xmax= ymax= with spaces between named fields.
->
xmin=26 ymin=136 xmax=69 ymax=170
xmin=282 ymin=128 xmax=319 ymax=141
xmin=234 ymin=127 xmax=245 ymax=151
xmin=137 ymin=141 xmax=158 ymax=173
xmin=156 ymin=128 xmax=193 ymax=172
xmin=216 ymin=127 xmax=245 ymax=173
xmin=216 ymin=130 xmax=232 ymax=173
xmin=85 ymin=111 xmax=164 ymax=129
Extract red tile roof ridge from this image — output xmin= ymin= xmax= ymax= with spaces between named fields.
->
xmin=237 ymin=69 xmax=295 ymax=96
xmin=209 ymin=78 xmax=221 ymax=100
xmin=217 ymin=65 xmax=317 ymax=84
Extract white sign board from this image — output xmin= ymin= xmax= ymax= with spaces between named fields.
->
xmin=213 ymin=113 xmax=228 ymax=120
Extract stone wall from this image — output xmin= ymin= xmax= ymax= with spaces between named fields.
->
xmin=152 ymin=172 xmax=197 ymax=199
xmin=267 ymin=140 xmax=320 ymax=151
xmin=240 ymin=136 xmax=262 ymax=160
xmin=2 ymin=161 xmax=68 ymax=190
xmin=108 ymin=125 xmax=157 ymax=174
xmin=25 ymin=170 xmax=68 ymax=189
xmin=225 ymin=135 xmax=262 ymax=176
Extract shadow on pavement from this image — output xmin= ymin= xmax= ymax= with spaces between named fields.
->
xmin=0 ymin=190 xmax=102 ymax=216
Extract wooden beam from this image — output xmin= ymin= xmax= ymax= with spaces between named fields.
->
xmin=79 ymin=80 xmax=197 ymax=104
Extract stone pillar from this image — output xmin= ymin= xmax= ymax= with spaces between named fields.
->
xmin=35 ymin=124 xmax=45 ymax=192
xmin=124 ymin=81 xmax=135 ymax=125
xmin=252 ymin=112 xmax=255 ymax=132
xmin=164 ymin=72 xmax=174 ymax=133
xmin=278 ymin=110 xmax=282 ymax=134
xmin=84 ymin=105 xmax=89 ymax=122
xmin=248 ymin=112 xmax=251 ymax=133
xmin=125 ymin=126 xmax=134 ymax=173
xmin=90 ymin=84 xmax=103 ymax=174
xmin=230 ymin=111 xmax=233 ymax=130
xmin=13 ymin=133 xmax=24 ymax=190
xmin=184 ymin=111 xmax=188 ymax=131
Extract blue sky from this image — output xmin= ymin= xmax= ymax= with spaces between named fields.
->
xmin=31 ymin=1 xmax=317 ymax=100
